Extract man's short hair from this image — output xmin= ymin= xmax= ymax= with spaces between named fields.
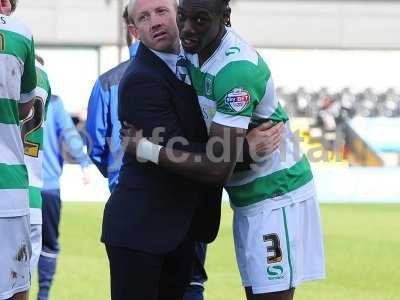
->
xmin=127 ymin=0 xmax=177 ymax=25
xmin=122 ymin=5 xmax=134 ymax=46
xmin=10 ymin=0 xmax=17 ymax=12
xmin=122 ymin=5 xmax=132 ymax=26
xmin=216 ymin=0 xmax=230 ymax=13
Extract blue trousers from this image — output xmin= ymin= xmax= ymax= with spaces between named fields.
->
xmin=37 ymin=189 xmax=61 ymax=300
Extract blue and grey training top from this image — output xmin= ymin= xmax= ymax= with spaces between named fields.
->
xmin=86 ymin=42 xmax=138 ymax=191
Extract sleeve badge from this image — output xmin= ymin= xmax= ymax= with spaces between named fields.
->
xmin=225 ymin=88 xmax=251 ymax=112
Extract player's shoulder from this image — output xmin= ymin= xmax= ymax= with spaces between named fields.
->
xmin=218 ymin=29 xmax=258 ymax=66
xmin=99 ymin=59 xmax=131 ymax=90
xmin=214 ymin=29 xmax=269 ymax=81
xmin=0 ymin=15 xmax=33 ymax=41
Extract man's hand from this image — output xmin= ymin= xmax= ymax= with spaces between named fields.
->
xmin=120 ymin=122 xmax=143 ymax=157
xmin=0 ymin=0 xmax=12 ymax=15
xmin=246 ymin=122 xmax=284 ymax=159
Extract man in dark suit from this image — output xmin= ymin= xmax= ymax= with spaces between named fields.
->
xmin=101 ymin=0 xmax=222 ymax=299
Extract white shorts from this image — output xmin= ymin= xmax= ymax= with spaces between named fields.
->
xmin=0 ymin=216 xmax=32 ymax=300
xmin=30 ymin=224 xmax=42 ymax=274
xmin=233 ymin=195 xmax=325 ymax=294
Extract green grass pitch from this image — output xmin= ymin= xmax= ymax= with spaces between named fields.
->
xmin=30 ymin=203 xmax=400 ymax=299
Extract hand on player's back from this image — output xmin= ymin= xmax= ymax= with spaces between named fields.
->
xmin=246 ymin=122 xmax=284 ymax=159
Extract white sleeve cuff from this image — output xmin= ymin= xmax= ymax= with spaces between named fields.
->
xmin=20 ymin=90 xmax=36 ymax=104
xmin=213 ymin=111 xmax=251 ymax=129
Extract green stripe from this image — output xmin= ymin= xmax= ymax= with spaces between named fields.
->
xmin=0 ymin=98 xmax=19 ymax=124
xmin=20 ymin=37 xmax=36 ymax=94
xmin=282 ymin=207 xmax=294 ymax=287
xmin=36 ymin=67 xmax=51 ymax=92
xmin=250 ymin=103 xmax=289 ymax=127
xmin=268 ymin=103 xmax=289 ymax=123
xmin=0 ymin=29 xmax=31 ymax=62
xmin=24 ymin=127 xmax=44 ymax=151
xmin=214 ymin=55 xmax=270 ymax=118
xmin=227 ymin=155 xmax=313 ymax=207
xmin=0 ymin=163 xmax=28 ymax=189
xmin=28 ymin=186 xmax=42 ymax=209
xmin=188 ymin=62 xmax=209 ymax=98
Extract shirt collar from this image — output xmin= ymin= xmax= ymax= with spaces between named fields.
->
xmin=150 ymin=49 xmax=179 ymax=74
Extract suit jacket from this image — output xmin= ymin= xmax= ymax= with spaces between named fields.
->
xmin=101 ymin=43 xmax=222 ymax=254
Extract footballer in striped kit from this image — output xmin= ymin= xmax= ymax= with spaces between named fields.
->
xmin=0 ymin=0 xmax=37 ymax=299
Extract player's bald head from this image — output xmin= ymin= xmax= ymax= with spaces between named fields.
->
xmin=127 ymin=0 xmax=177 ymax=24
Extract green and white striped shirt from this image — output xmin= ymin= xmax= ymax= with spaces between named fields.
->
xmin=21 ymin=61 xmax=51 ymax=224
xmin=187 ymin=29 xmax=315 ymax=208
xmin=0 ymin=14 xmax=36 ymax=217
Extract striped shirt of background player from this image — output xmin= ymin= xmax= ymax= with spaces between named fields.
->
xmin=21 ymin=61 xmax=51 ymax=224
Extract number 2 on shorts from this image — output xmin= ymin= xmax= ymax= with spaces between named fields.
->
xmin=21 ymin=97 xmax=45 ymax=157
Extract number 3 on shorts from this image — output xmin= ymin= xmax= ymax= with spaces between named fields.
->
xmin=263 ymin=234 xmax=283 ymax=264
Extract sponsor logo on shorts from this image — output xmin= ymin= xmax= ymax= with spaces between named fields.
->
xmin=267 ymin=265 xmax=284 ymax=280
xmin=225 ymin=88 xmax=250 ymax=112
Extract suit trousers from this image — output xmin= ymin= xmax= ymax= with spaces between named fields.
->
xmin=106 ymin=233 xmax=195 ymax=300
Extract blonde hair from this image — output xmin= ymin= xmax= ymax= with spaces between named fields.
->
xmin=127 ymin=0 xmax=177 ymax=24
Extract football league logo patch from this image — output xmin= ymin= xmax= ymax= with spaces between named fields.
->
xmin=225 ymin=88 xmax=250 ymax=112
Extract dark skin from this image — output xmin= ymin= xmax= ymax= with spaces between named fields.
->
xmin=177 ymin=0 xmax=227 ymax=65
xmin=19 ymin=100 xmax=35 ymax=120
xmin=245 ymin=288 xmax=295 ymax=300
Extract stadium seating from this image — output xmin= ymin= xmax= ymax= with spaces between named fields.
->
xmin=278 ymin=87 xmax=400 ymax=152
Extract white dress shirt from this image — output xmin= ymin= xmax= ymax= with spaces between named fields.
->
xmin=150 ymin=49 xmax=179 ymax=74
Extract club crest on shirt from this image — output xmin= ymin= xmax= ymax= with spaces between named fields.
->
xmin=225 ymin=88 xmax=250 ymax=112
